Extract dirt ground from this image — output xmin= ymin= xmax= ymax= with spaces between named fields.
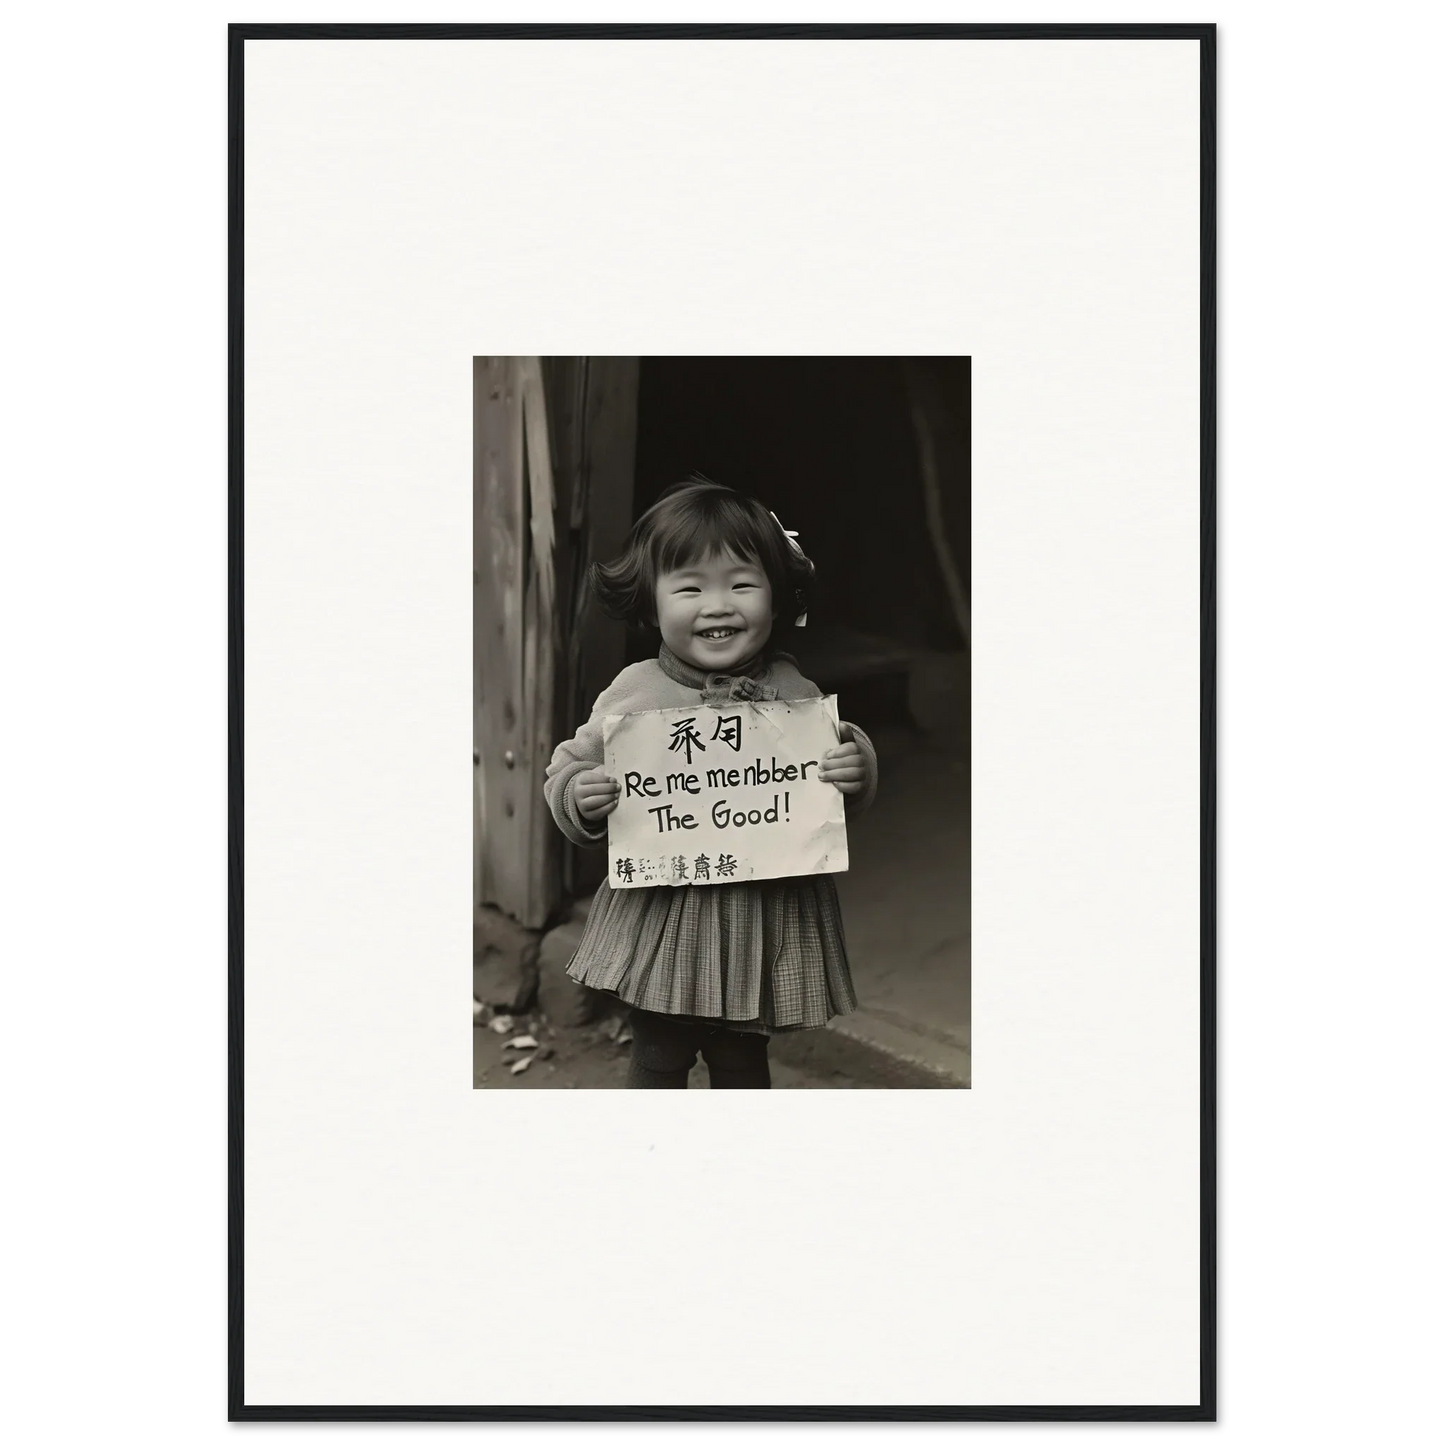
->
xmin=473 ymin=1004 xmax=861 ymax=1089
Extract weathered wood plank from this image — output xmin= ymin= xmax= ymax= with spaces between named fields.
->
xmin=474 ymin=357 xmax=531 ymax=922
xmin=476 ymin=356 xmax=639 ymax=922
xmin=518 ymin=358 xmax=559 ymax=927
xmin=565 ymin=358 xmax=639 ymax=897
xmin=540 ymin=359 xmax=588 ymax=900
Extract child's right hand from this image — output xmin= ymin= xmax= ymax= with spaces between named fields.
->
xmin=573 ymin=768 xmax=621 ymax=822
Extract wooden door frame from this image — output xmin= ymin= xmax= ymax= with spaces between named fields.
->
xmin=474 ymin=357 xmax=638 ymax=928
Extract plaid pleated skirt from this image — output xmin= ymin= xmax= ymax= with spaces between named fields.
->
xmin=566 ymin=877 xmax=859 ymax=1034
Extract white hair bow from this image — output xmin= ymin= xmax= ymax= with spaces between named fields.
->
xmin=770 ymin=511 xmax=811 ymax=626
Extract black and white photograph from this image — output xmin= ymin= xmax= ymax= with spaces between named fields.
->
xmin=472 ymin=357 xmax=971 ymax=1089
xmin=217 ymin=19 xmax=1224 ymax=1420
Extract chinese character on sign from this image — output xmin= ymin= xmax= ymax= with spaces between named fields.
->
xmin=615 ymin=858 xmax=635 ymax=883
xmin=671 ymin=855 xmax=689 ymax=882
xmin=667 ymin=717 xmax=707 ymax=766
xmin=693 ymin=854 xmax=711 ymax=881
xmin=711 ymin=713 xmax=742 ymax=751
xmin=716 ymin=854 xmax=738 ymax=877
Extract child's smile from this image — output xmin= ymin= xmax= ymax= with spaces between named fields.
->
xmin=655 ymin=550 xmax=775 ymax=673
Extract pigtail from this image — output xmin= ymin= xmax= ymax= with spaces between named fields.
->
xmin=589 ymin=552 xmax=654 ymax=626
xmin=769 ymin=510 xmax=814 ymax=626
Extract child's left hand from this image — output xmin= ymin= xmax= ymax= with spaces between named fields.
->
xmin=819 ymin=725 xmax=867 ymax=795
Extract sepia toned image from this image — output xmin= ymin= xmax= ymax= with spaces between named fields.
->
xmin=230 ymin=23 xmax=1215 ymax=1418
xmin=474 ymin=357 xmax=971 ymax=1088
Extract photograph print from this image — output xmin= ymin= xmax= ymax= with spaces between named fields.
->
xmin=473 ymin=357 xmax=971 ymax=1089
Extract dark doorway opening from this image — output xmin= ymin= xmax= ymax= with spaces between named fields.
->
xmin=631 ymin=357 xmax=970 ymax=736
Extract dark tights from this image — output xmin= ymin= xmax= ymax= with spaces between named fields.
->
xmin=626 ymin=1008 xmax=771 ymax=1089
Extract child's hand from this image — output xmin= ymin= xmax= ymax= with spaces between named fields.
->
xmin=819 ymin=726 xmax=867 ymax=795
xmin=573 ymin=768 xmax=621 ymax=822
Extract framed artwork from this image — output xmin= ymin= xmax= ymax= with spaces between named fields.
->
xmin=232 ymin=22 xmax=1215 ymax=1420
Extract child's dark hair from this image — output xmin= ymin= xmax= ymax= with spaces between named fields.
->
xmin=591 ymin=476 xmax=813 ymax=629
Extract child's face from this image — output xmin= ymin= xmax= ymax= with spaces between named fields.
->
xmin=654 ymin=548 xmax=775 ymax=672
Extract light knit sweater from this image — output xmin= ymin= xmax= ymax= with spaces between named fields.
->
xmin=544 ymin=647 xmax=878 ymax=849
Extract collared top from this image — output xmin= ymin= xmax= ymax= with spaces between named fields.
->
xmin=655 ymin=641 xmax=794 ymax=705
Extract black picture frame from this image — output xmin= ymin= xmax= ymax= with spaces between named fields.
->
xmin=219 ymin=14 xmax=1225 ymax=1433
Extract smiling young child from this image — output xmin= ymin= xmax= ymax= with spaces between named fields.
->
xmin=543 ymin=476 xmax=878 ymax=1088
